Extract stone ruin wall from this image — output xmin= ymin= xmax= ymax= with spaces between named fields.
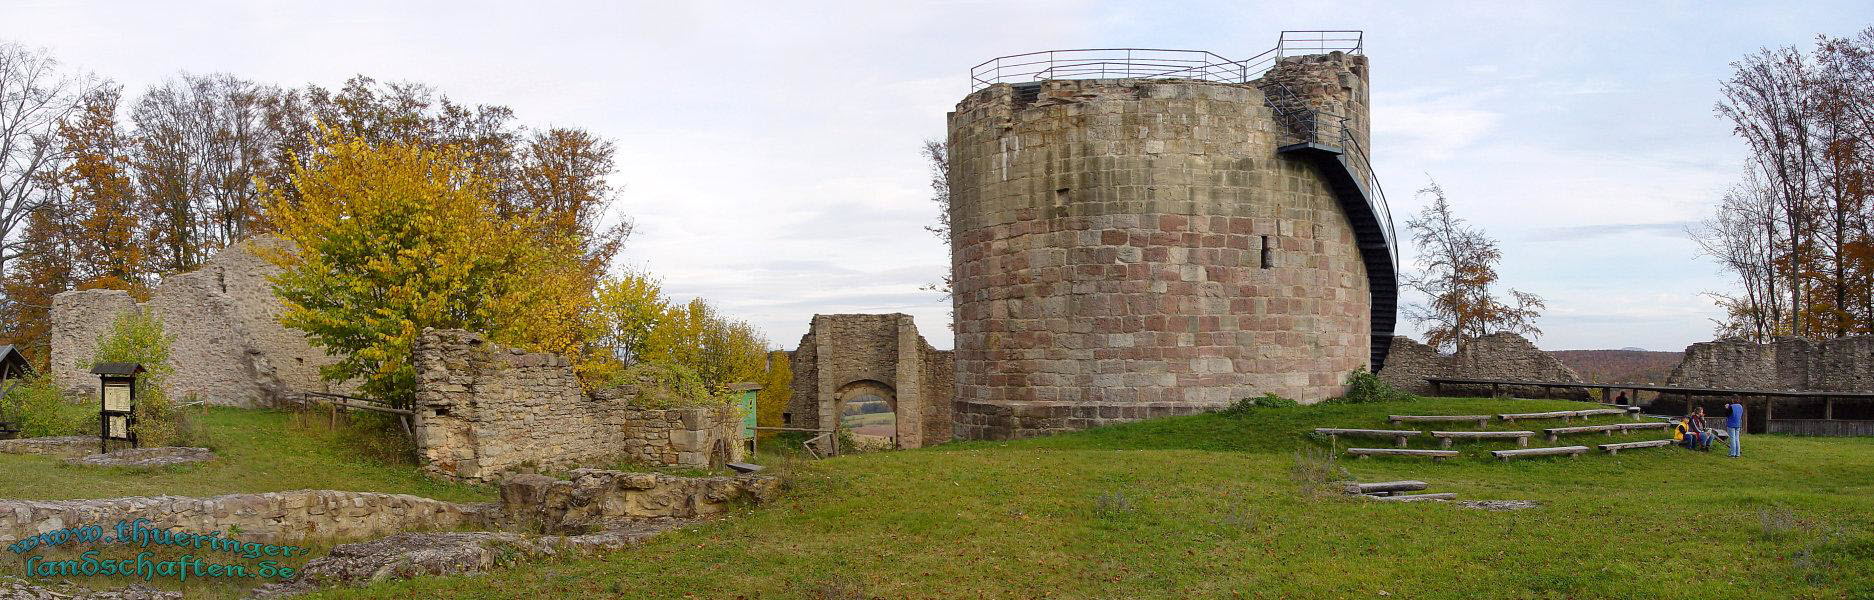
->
xmin=0 ymin=471 xmax=781 ymax=546
xmin=1377 ymin=332 xmax=1588 ymax=399
xmin=48 ymin=236 xmax=343 ymax=407
xmin=785 ymin=314 xmax=954 ymax=448
xmin=0 ymin=490 xmax=491 ymax=545
xmin=413 ymin=329 xmax=741 ymax=483
xmin=945 ymin=54 xmax=1376 ymax=441
xmin=1667 ymin=335 xmax=1874 ymax=393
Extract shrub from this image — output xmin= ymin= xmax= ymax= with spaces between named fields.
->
xmin=1221 ymin=392 xmax=1299 ymax=416
xmin=1091 ymin=490 xmax=1138 ymax=522
xmin=88 ymin=311 xmax=198 ymax=447
xmin=1290 ymin=448 xmax=1352 ymax=498
xmin=602 ymin=362 xmax=731 ymax=409
xmin=1 ymin=374 xmax=90 ymax=438
xmin=1330 ymin=368 xmax=1413 ymax=404
xmin=1254 ymin=393 xmax=1299 ymax=408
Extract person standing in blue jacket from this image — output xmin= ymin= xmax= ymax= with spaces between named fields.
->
xmin=1726 ymin=402 xmax=1744 ymax=457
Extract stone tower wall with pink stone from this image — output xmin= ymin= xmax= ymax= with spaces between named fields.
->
xmin=946 ymin=55 xmax=1374 ymax=440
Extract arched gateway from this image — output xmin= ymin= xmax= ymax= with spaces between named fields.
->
xmin=785 ymin=314 xmax=955 ymax=449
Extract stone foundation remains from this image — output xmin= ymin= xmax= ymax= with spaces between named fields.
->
xmin=786 ymin=314 xmax=954 ymax=448
xmin=0 ymin=490 xmax=493 ymax=545
xmin=64 ymin=446 xmax=215 ymax=469
xmin=48 ymin=236 xmax=344 ymax=407
xmin=499 ymin=469 xmax=781 ymax=533
xmin=413 ymin=329 xmax=742 ymax=482
xmin=1667 ymin=335 xmax=1874 ymax=392
xmin=0 ymin=436 xmax=96 ymax=459
xmin=1377 ymin=333 xmax=1587 ymax=399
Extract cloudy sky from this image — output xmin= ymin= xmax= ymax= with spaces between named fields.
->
xmin=6 ymin=0 xmax=1868 ymax=352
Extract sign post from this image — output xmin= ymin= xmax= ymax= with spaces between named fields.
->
xmin=91 ymin=363 xmax=144 ymax=454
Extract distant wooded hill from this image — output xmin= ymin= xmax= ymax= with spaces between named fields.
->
xmin=1549 ymin=349 xmax=1684 ymax=384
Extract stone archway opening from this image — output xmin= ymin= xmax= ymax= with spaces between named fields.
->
xmin=834 ymin=380 xmax=898 ymax=450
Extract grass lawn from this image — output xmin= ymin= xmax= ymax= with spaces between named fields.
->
xmin=0 ymin=407 xmax=493 ymax=503
xmin=310 ymin=397 xmax=1874 ymax=599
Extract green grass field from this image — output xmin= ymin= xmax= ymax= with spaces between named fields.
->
xmin=6 ymin=398 xmax=1873 ymax=598
xmin=0 ymin=407 xmax=492 ymax=503
xmin=294 ymin=397 xmax=1874 ymax=599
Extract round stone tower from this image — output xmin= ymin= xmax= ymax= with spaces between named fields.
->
xmin=947 ymin=46 xmax=1395 ymax=440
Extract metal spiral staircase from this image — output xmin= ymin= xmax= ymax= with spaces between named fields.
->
xmin=1260 ymin=77 xmax=1399 ymax=372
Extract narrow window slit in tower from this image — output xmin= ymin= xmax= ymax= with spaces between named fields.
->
xmin=1260 ymin=235 xmax=1274 ymax=269
xmin=1054 ymin=188 xmax=1070 ymax=208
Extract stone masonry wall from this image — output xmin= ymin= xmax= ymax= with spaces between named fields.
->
xmin=499 ymin=469 xmax=780 ymax=534
xmin=1376 ymin=333 xmax=1587 ymax=399
xmin=0 ymin=490 xmax=491 ymax=545
xmin=48 ymin=236 xmax=344 ymax=407
xmin=1375 ymin=336 xmax=1447 ymax=395
xmin=946 ymin=54 xmax=1375 ymax=440
xmin=786 ymin=314 xmax=955 ymax=448
xmin=413 ymin=329 xmax=740 ymax=483
xmin=49 ymin=290 xmax=138 ymax=395
xmin=1668 ymin=335 xmax=1874 ymax=392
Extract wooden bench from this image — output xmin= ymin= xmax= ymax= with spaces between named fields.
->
xmin=1364 ymin=492 xmax=1456 ymax=502
xmin=1389 ymin=415 xmax=1491 ymax=428
xmin=1431 ymin=430 xmax=1534 ymax=448
xmin=1315 ymin=428 xmax=1422 ymax=448
xmin=1543 ymin=422 xmax=1672 ymax=441
xmin=1498 ymin=411 xmax=1580 ymax=423
xmin=1598 ymin=439 xmax=1674 ymax=455
xmin=1574 ymin=408 xmax=1635 ymax=419
xmin=1344 ymin=480 xmax=1428 ymax=495
xmin=1346 ymin=448 xmax=1459 ymax=461
xmin=1490 ymin=446 xmax=1590 ymax=461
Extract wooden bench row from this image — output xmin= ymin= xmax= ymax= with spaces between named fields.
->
xmin=1543 ymin=421 xmax=1671 ymax=441
xmin=1349 ymin=438 xmax=1677 ymax=461
xmin=1498 ymin=408 xmax=1638 ymax=422
xmin=1317 ymin=427 xmax=1536 ymax=448
xmin=1388 ymin=407 xmax=1639 ymax=427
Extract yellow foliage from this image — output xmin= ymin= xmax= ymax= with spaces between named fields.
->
xmin=262 ymin=128 xmax=593 ymax=406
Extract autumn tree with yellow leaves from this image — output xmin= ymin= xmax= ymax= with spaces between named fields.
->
xmin=263 ymin=130 xmax=594 ymax=408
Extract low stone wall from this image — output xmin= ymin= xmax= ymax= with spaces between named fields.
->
xmin=1377 ymin=333 xmax=1588 ymax=399
xmin=413 ymin=329 xmax=742 ymax=483
xmin=0 ymin=436 xmax=97 ymax=459
xmin=0 ymin=490 xmax=494 ymax=544
xmin=1668 ymin=336 xmax=1874 ymax=392
xmin=498 ymin=469 xmax=780 ymax=534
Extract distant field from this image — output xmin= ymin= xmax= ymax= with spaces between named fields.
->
xmin=317 ymin=397 xmax=1874 ymax=599
xmin=840 ymin=412 xmax=895 ymax=428
xmin=1551 ymin=349 xmax=1685 ymax=384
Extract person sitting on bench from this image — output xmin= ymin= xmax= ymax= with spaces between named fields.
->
xmin=1674 ymin=417 xmax=1711 ymax=451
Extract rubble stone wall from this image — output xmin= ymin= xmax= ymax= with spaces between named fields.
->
xmin=786 ymin=314 xmax=955 ymax=448
xmin=0 ymin=490 xmax=492 ymax=545
xmin=1668 ymin=336 xmax=1874 ymax=392
xmin=945 ymin=54 xmax=1375 ymax=440
xmin=413 ymin=329 xmax=740 ymax=483
xmin=48 ymin=236 xmax=345 ymax=407
xmin=499 ymin=469 xmax=781 ymax=533
xmin=1376 ymin=333 xmax=1587 ymax=399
